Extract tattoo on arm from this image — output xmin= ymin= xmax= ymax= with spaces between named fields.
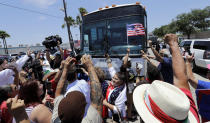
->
xmin=87 ymin=67 xmax=103 ymax=115
xmin=90 ymin=82 xmax=103 ymax=115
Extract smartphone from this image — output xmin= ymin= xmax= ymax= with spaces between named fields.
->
xmin=45 ymin=81 xmax=52 ymax=90
xmin=136 ymin=62 xmax=143 ymax=69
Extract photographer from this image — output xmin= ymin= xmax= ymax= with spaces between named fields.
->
xmin=46 ymin=41 xmax=64 ymax=70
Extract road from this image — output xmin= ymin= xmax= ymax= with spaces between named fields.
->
xmin=129 ymin=49 xmax=209 ymax=123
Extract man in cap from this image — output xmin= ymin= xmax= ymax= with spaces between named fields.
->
xmin=186 ymin=54 xmax=210 ymax=122
xmin=52 ymin=56 xmax=102 ymax=123
xmin=133 ymin=34 xmax=200 ymax=123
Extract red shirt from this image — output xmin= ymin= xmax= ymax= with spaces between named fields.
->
xmin=0 ymin=101 xmax=12 ymax=123
xmin=180 ymin=88 xmax=200 ymax=123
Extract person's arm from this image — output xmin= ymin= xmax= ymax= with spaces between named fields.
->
xmin=136 ymin=63 xmax=142 ymax=84
xmin=19 ymin=70 xmax=28 ymax=84
xmin=105 ymin=53 xmax=112 ymax=68
xmin=13 ymin=68 xmax=19 ymax=86
xmin=141 ymin=50 xmax=157 ymax=67
xmin=103 ymin=99 xmax=115 ymax=110
xmin=164 ymin=34 xmax=189 ymax=90
xmin=122 ymin=48 xmax=130 ymax=68
xmin=81 ymin=55 xmax=103 ymax=116
xmin=30 ymin=104 xmax=52 ymax=123
xmin=45 ymin=49 xmax=52 ymax=63
xmin=42 ymin=72 xmax=57 ymax=82
xmin=186 ymin=54 xmax=198 ymax=89
xmin=105 ymin=54 xmax=117 ymax=78
xmin=54 ymin=61 xmax=65 ymax=83
xmin=36 ymin=52 xmax=41 ymax=59
xmin=57 ymin=42 xmax=64 ymax=60
xmin=148 ymin=40 xmax=164 ymax=63
xmin=6 ymin=97 xmax=30 ymax=123
xmin=55 ymin=57 xmax=72 ymax=98
xmin=15 ymin=50 xmax=31 ymax=72
xmin=147 ymin=55 xmax=155 ymax=59
xmin=0 ymin=66 xmax=19 ymax=85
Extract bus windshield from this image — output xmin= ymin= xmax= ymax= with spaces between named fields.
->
xmin=81 ymin=5 xmax=147 ymax=56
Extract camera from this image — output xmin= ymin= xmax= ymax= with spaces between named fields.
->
xmin=42 ymin=35 xmax=62 ymax=54
xmin=23 ymin=59 xmax=43 ymax=81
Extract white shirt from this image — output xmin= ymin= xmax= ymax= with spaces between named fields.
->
xmin=0 ymin=55 xmax=29 ymax=86
xmin=64 ymin=79 xmax=91 ymax=117
xmin=108 ymin=84 xmax=127 ymax=118
xmin=108 ymin=66 xmax=117 ymax=78
xmin=108 ymin=66 xmax=127 ymax=117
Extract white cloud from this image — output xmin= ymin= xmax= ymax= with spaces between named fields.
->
xmin=22 ymin=0 xmax=57 ymax=8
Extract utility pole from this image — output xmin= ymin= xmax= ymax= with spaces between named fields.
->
xmin=62 ymin=0 xmax=75 ymax=55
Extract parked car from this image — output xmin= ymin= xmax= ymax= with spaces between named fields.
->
xmin=179 ymin=39 xmax=210 ymax=70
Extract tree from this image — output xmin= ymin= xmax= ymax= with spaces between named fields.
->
xmin=0 ymin=30 xmax=10 ymax=54
xmin=61 ymin=16 xmax=76 ymax=29
xmin=153 ymin=6 xmax=210 ymax=39
xmin=191 ymin=8 xmax=209 ymax=31
xmin=153 ymin=20 xmax=177 ymax=37
xmin=153 ymin=26 xmax=165 ymax=37
xmin=176 ymin=13 xmax=196 ymax=39
xmin=76 ymin=7 xmax=88 ymax=40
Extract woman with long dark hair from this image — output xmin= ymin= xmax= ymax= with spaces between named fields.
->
xmin=17 ymin=80 xmax=52 ymax=123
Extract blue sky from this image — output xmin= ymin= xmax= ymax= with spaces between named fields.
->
xmin=0 ymin=0 xmax=209 ymax=46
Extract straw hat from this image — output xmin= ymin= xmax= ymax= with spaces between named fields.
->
xmin=133 ymin=80 xmax=197 ymax=123
xmin=207 ymin=64 xmax=210 ymax=70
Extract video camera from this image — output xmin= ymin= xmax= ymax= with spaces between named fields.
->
xmin=42 ymin=35 xmax=62 ymax=54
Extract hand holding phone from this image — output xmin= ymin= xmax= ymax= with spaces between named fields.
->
xmin=136 ymin=62 xmax=143 ymax=70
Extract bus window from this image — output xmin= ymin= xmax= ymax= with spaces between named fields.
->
xmin=82 ymin=21 xmax=106 ymax=54
xmin=107 ymin=16 xmax=145 ymax=55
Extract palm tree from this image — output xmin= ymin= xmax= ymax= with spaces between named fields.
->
xmin=76 ymin=7 xmax=88 ymax=40
xmin=61 ymin=16 xmax=76 ymax=29
xmin=0 ymin=30 xmax=10 ymax=54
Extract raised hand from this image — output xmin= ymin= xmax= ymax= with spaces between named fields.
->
xmin=141 ymin=50 xmax=148 ymax=60
xmin=186 ymin=54 xmax=194 ymax=63
xmin=27 ymin=49 xmax=32 ymax=57
xmin=163 ymin=34 xmax=178 ymax=45
xmin=63 ymin=56 xmax=76 ymax=70
xmin=127 ymin=48 xmax=130 ymax=54
xmin=81 ymin=54 xmax=93 ymax=69
xmin=148 ymin=40 xmax=152 ymax=47
xmin=105 ymin=53 xmax=110 ymax=59
xmin=6 ymin=97 xmax=25 ymax=115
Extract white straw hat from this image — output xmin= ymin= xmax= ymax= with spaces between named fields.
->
xmin=133 ymin=80 xmax=198 ymax=123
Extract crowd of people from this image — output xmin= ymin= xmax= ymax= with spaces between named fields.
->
xmin=0 ymin=34 xmax=210 ymax=123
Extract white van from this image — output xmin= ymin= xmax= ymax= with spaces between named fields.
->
xmin=179 ymin=39 xmax=210 ymax=70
